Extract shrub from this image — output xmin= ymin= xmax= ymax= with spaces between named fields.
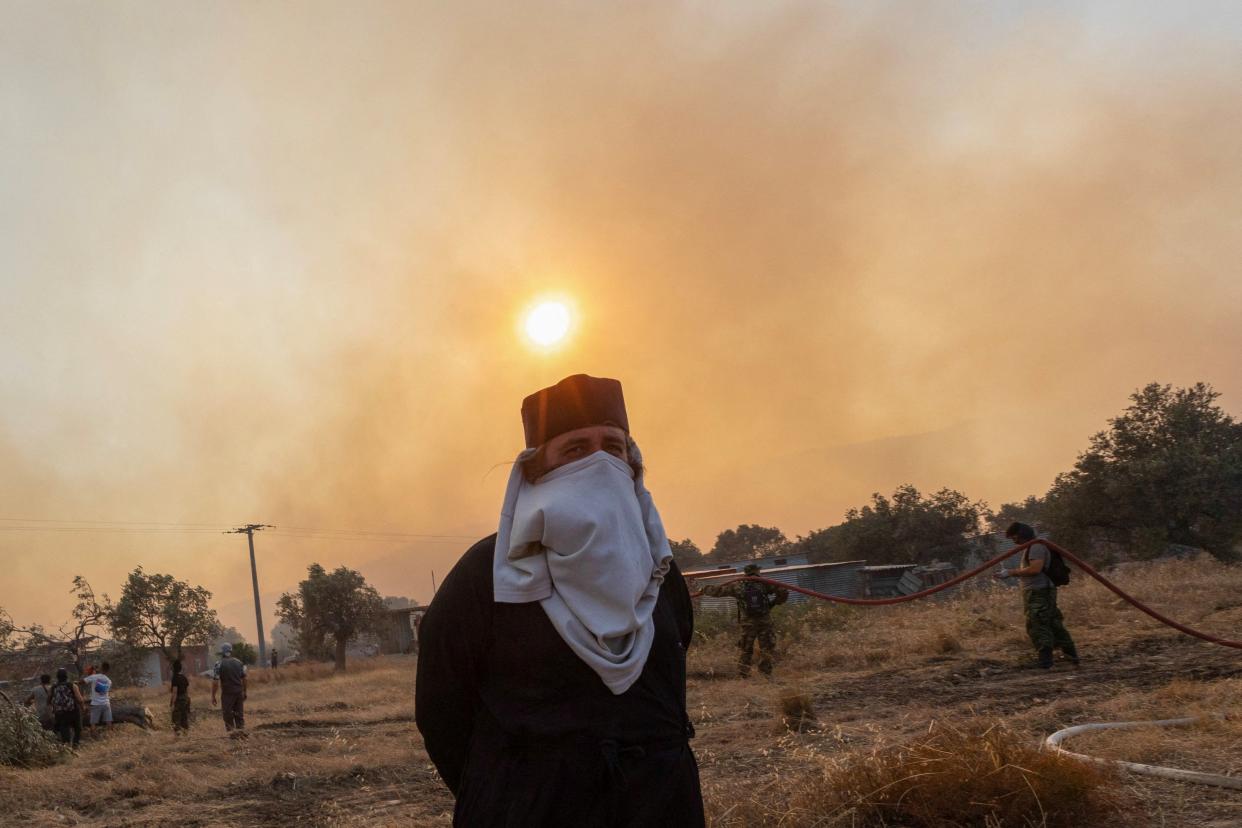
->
xmin=0 ymin=694 xmax=64 ymax=768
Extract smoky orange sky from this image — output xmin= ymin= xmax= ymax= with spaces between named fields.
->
xmin=3 ymin=2 xmax=1241 ymax=640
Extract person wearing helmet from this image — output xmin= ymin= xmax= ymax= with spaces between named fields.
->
xmin=700 ymin=563 xmax=788 ymax=677
xmin=416 ymin=374 xmax=703 ymax=827
xmin=210 ymin=642 xmax=248 ymax=734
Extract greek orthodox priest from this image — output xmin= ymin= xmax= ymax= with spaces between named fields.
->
xmin=415 ymin=374 xmax=703 ymax=827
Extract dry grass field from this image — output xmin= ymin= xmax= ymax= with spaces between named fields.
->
xmin=2 ymin=555 xmax=1240 ymax=826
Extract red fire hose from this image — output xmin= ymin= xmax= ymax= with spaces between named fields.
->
xmin=689 ymin=538 xmax=1242 ymax=650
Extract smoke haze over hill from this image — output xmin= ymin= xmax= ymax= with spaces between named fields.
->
xmin=2 ymin=1 xmax=1241 ymax=635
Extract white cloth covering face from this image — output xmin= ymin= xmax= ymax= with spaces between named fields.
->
xmin=492 ymin=442 xmax=673 ymax=694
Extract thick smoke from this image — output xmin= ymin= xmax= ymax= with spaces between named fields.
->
xmin=1 ymin=2 xmax=1240 ymax=632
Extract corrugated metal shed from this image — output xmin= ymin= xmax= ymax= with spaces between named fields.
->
xmin=859 ymin=564 xmax=918 ymax=597
xmin=689 ymin=560 xmax=866 ymax=612
xmin=378 ymin=606 xmax=427 ymax=655
xmin=682 ymin=565 xmax=738 ymax=579
xmin=683 ymin=565 xmax=738 ymax=613
xmin=897 ymin=562 xmax=958 ymax=596
xmin=714 ymin=552 xmax=810 ymax=571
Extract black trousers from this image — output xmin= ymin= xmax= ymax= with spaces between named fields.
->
xmin=54 ymin=710 xmax=82 ymax=747
xmin=454 ymin=722 xmax=704 ymax=827
xmin=221 ymin=693 xmax=245 ymax=730
xmin=172 ymin=696 xmax=191 ymax=732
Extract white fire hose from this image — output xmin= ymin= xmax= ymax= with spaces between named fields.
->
xmin=1044 ymin=716 xmax=1242 ymax=791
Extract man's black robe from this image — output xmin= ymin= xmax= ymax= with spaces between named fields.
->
xmin=415 ymin=534 xmax=704 ymax=827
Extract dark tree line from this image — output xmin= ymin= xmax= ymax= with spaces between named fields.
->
xmin=669 ymin=382 xmax=1242 ymax=568
xmin=1010 ymin=383 xmax=1242 ymax=559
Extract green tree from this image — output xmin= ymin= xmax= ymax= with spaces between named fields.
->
xmin=276 ymin=564 xmax=385 ymax=671
xmin=706 ymin=525 xmax=789 ymax=562
xmin=231 ymin=641 xmax=258 ymax=666
xmin=801 ymin=485 xmax=987 ymax=566
xmin=211 ymin=626 xmax=246 ymax=655
xmin=668 ymin=538 xmax=705 ymax=569
xmin=0 ymin=608 xmax=14 ymax=653
xmin=109 ymin=567 xmax=221 ymax=661
xmin=788 ymin=524 xmax=843 ymax=561
xmin=988 ymin=495 xmax=1047 ymax=534
xmin=1043 ymin=382 xmax=1242 ymax=558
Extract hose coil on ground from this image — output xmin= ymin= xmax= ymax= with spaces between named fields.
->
xmin=1044 ymin=716 xmax=1242 ymax=790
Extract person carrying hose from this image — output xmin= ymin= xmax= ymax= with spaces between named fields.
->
xmin=995 ymin=522 xmax=1079 ymax=669
xmin=700 ymin=563 xmax=788 ymax=677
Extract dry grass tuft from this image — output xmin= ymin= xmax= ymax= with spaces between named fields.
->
xmin=934 ymin=630 xmax=962 ymax=654
xmin=709 ymin=721 xmax=1127 ymax=827
xmin=777 ymin=692 xmax=817 ymax=733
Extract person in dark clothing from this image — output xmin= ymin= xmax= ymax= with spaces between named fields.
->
xmin=210 ymin=643 xmax=248 ymax=734
xmin=49 ymin=668 xmax=85 ymax=748
xmin=996 ymin=522 xmax=1079 ymax=669
xmin=270 ymin=649 xmax=279 ymax=670
xmin=699 ymin=564 xmax=789 ymax=677
xmin=416 ymin=374 xmax=704 ymax=827
xmin=169 ymin=659 xmax=191 ymax=736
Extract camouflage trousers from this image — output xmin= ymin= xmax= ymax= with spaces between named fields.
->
xmin=738 ymin=617 xmax=776 ymax=677
xmin=1023 ymin=587 xmax=1077 ymax=655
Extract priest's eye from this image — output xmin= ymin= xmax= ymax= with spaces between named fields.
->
xmin=604 ymin=443 xmax=626 ymax=457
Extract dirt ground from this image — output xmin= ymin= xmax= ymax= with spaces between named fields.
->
xmin=1 ymin=556 xmax=1239 ymax=826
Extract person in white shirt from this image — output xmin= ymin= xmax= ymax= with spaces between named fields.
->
xmin=80 ymin=661 xmax=114 ymax=735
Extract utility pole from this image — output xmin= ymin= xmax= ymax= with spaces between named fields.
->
xmin=226 ymin=524 xmax=272 ymax=668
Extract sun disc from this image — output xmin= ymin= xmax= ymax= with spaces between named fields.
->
xmin=525 ymin=301 xmax=571 ymax=346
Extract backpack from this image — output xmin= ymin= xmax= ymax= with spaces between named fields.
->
xmin=741 ymin=581 xmax=769 ymax=618
xmin=50 ymin=682 xmax=77 ymax=714
xmin=1045 ymin=547 xmax=1071 ymax=587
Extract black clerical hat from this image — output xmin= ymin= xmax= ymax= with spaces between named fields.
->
xmin=521 ymin=374 xmax=629 ymax=448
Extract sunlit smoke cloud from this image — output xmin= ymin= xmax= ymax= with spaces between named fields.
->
xmin=1 ymin=1 xmax=1240 ymax=633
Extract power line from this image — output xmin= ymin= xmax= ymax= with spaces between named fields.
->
xmin=276 ymin=526 xmax=477 ymax=539
xmin=0 ymin=526 xmax=226 ymax=535
xmin=0 ymin=517 xmax=481 ymax=541
xmin=265 ymin=532 xmax=467 ymax=545
xmin=0 ymin=517 xmax=229 ymax=528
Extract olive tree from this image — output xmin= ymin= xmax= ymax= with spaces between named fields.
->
xmin=1043 ymin=382 xmax=1242 ymax=558
xmin=110 ymin=567 xmax=221 ymax=661
xmin=277 ymin=564 xmax=384 ymax=671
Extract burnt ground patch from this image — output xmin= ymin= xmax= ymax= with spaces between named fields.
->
xmin=810 ymin=635 xmax=1242 ymax=716
xmin=253 ymin=714 xmax=416 ymax=732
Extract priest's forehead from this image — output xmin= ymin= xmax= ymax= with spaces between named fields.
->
xmin=544 ymin=425 xmax=628 ymax=454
